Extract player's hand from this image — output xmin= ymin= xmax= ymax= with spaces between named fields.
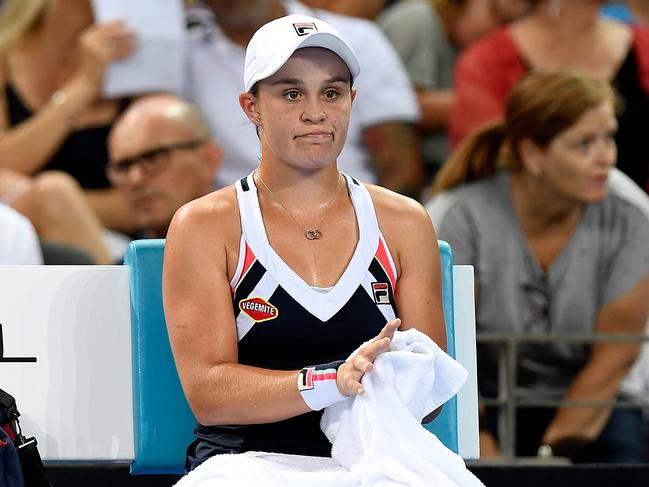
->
xmin=336 ymin=318 xmax=400 ymax=396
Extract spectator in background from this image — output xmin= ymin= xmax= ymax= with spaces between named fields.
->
xmin=0 ymin=168 xmax=116 ymax=263
xmin=429 ymin=70 xmax=649 ymax=462
xmin=302 ymin=0 xmax=387 ymax=18
xmin=450 ymin=0 xmax=649 ymax=193
xmin=184 ymin=0 xmax=424 ymax=199
xmin=491 ymin=0 xmax=533 ymax=21
xmin=107 ymin=95 xmax=222 ymax=239
xmin=0 ymin=203 xmax=42 ymax=264
xmin=0 ymin=0 xmax=137 ymax=246
xmin=602 ymin=1 xmax=636 ymax=22
xmin=0 ymin=94 xmax=222 ymax=264
xmin=378 ymin=0 xmax=513 ymax=183
xmin=630 ymin=0 xmax=649 ymax=22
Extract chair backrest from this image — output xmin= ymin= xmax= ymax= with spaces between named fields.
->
xmin=125 ymin=238 xmax=477 ymax=474
xmin=424 ymin=240 xmax=458 ymax=451
xmin=125 ymin=239 xmax=195 ymax=474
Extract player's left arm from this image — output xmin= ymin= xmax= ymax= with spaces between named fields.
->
xmin=371 ymin=185 xmax=446 ymax=350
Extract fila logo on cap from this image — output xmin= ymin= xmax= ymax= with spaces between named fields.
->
xmin=293 ymin=22 xmax=317 ymax=36
xmin=239 ymin=297 xmax=279 ymax=323
xmin=372 ymin=282 xmax=391 ymax=305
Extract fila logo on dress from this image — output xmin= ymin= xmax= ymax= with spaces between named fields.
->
xmin=372 ymin=282 xmax=391 ymax=304
xmin=239 ymin=297 xmax=279 ymax=323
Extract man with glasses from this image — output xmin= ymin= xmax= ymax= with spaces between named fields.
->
xmin=107 ymin=95 xmax=222 ymax=239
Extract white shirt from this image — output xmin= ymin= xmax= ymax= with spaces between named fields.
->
xmin=0 ymin=203 xmax=43 ymax=265
xmin=184 ymin=1 xmax=420 ymax=187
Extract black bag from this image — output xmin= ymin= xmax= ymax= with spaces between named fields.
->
xmin=0 ymin=390 xmax=52 ymax=487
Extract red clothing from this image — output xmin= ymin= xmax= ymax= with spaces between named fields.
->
xmin=449 ymin=25 xmax=649 ymax=148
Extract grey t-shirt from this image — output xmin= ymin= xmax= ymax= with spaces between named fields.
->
xmin=430 ymin=171 xmax=649 ymax=399
xmin=377 ymin=0 xmax=456 ymax=171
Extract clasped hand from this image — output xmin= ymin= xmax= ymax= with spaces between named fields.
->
xmin=336 ymin=318 xmax=400 ymax=396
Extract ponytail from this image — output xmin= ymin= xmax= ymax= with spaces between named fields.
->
xmin=432 ymin=121 xmax=506 ymax=194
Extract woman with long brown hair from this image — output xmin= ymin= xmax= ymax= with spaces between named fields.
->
xmin=430 ymin=70 xmax=649 ymax=462
xmin=450 ymin=0 xmax=649 ymax=195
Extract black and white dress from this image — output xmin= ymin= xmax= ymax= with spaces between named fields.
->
xmin=187 ymin=172 xmax=399 ymax=469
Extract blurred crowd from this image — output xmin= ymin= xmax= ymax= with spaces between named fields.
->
xmin=1 ymin=0 xmax=648 ymax=465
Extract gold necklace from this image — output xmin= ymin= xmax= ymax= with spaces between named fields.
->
xmin=255 ymin=170 xmax=342 ymax=240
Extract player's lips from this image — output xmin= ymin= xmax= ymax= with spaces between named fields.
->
xmin=295 ymin=131 xmax=333 ymax=139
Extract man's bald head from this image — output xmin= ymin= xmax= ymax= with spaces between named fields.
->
xmin=108 ymin=95 xmax=221 ymax=238
xmin=110 ymin=94 xmax=212 ymax=149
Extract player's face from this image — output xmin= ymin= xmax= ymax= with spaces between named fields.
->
xmin=255 ymin=47 xmax=355 ymax=171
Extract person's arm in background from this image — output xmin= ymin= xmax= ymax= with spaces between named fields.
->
xmin=0 ymin=21 xmax=134 ymax=175
xmin=629 ymin=0 xmax=649 ymax=23
xmin=449 ymin=30 xmax=516 ymax=147
xmin=362 ymin=122 xmax=423 ymax=200
xmin=542 ymin=205 xmax=649 ymax=455
xmin=351 ymin=19 xmax=424 ymax=199
xmin=541 ymin=275 xmax=649 ymax=454
xmin=377 ymin=0 xmax=454 ymax=133
xmin=417 ymin=90 xmax=454 ymax=132
xmin=302 ymin=0 xmax=387 ymax=19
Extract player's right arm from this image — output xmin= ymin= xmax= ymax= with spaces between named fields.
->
xmin=163 ymin=187 xmax=310 ymax=426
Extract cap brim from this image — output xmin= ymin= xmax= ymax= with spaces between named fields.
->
xmin=245 ymin=32 xmax=360 ymax=91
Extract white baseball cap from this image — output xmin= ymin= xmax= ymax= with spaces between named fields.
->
xmin=243 ymin=14 xmax=360 ymax=92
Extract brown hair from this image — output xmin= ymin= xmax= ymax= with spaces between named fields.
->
xmin=0 ymin=0 xmax=49 ymax=53
xmin=433 ymin=70 xmax=618 ymax=193
xmin=430 ymin=0 xmax=468 ymax=21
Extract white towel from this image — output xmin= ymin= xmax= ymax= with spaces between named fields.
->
xmin=323 ymin=328 xmax=482 ymax=486
xmin=176 ymin=329 xmax=483 ymax=487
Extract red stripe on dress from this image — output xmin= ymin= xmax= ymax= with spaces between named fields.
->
xmin=232 ymin=243 xmax=257 ymax=291
xmin=375 ymin=238 xmax=397 ymax=291
xmin=242 ymin=243 xmax=256 ymax=276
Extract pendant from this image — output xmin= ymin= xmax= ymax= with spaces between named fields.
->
xmin=305 ymin=229 xmax=322 ymax=240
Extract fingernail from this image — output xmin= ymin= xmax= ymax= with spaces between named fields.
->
xmin=357 ymin=387 xmax=364 ymax=394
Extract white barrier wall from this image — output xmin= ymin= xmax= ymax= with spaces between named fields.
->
xmin=0 ymin=266 xmax=134 ymax=461
xmin=454 ymin=265 xmax=480 ymax=459
xmin=0 ymin=264 xmax=478 ymax=463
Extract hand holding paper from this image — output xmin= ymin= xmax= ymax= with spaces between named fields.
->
xmin=91 ymin=0 xmax=186 ymax=98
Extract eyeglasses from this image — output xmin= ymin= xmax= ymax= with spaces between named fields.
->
xmin=106 ymin=139 xmax=205 ymax=184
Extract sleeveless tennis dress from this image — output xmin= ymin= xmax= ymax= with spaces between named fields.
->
xmin=186 ymin=172 xmax=398 ymax=470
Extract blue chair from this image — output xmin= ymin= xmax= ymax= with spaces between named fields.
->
xmin=424 ymin=241 xmax=458 ymax=451
xmin=125 ymin=239 xmax=195 ymax=474
xmin=125 ymin=238 xmax=475 ymax=474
